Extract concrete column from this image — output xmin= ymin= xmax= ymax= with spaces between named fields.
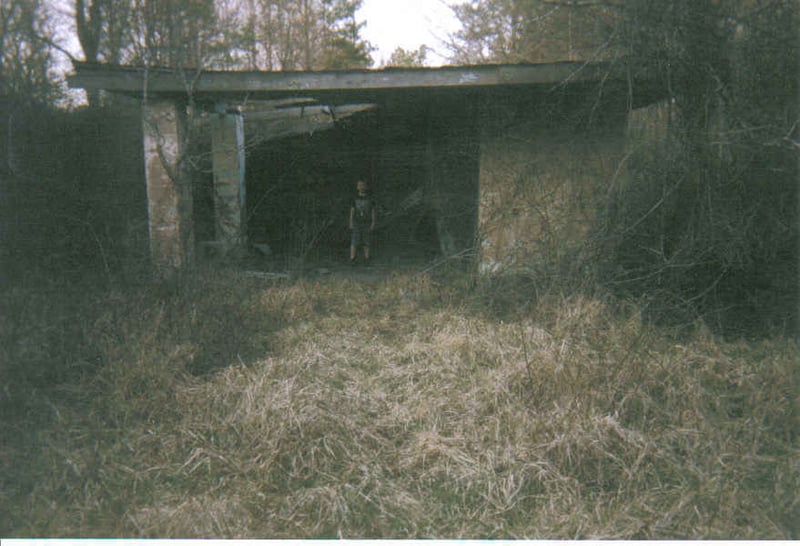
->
xmin=424 ymin=99 xmax=480 ymax=264
xmin=142 ymin=99 xmax=194 ymax=273
xmin=210 ymin=112 xmax=246 ymax=254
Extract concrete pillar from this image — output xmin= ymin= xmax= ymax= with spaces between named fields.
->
xmin=424 ymin=98 xmax=480 ymax=264
xmin=142 ymin=99 xmax=194 ymax=273
xmin=210 ymin=112 xmax=246 ymax=254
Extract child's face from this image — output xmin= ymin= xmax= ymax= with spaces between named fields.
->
xmin=357 ymin=181 xmax=367 ymax=193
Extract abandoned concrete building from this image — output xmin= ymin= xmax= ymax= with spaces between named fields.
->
xmin=68 ymin=61 xmax=661 ymax=275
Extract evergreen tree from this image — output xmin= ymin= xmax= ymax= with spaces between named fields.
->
xmin=386 ymin=45 xmax=429 ymax=67
xmin=447 ymin=0 xmax=617 ymax=64
xmin=223 ymin=0 xmax=372 ymax=70
xmin=318 ymin=0 xmax=372 ymax=69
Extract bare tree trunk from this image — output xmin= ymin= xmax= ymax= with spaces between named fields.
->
xmin=75 ymin=0 xmax=103 ymax=105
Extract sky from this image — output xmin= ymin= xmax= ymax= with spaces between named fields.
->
xmin=356 ymin=0 xmax=462 ymax=66
xmin=49 ymin=0 xmax=462 ymax=70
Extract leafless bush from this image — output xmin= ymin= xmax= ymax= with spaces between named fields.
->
xmin=594 ymin=135 xmax=798 ymax=337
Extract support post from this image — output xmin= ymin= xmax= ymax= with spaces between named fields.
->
xmin=142 ymin=99 xmax=194 ymax=274
xmin=210 ymin=112 xmax=246 ymax=255
xmin=424 ymin=97 xmax=480 ymax=265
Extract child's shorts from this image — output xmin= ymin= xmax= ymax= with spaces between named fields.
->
xmin=351 ymin=226 xmax=371 ymax=247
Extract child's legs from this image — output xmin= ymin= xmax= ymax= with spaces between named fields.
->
xmin=350 ymin=228 xmax=361 ymax=260
xmin=362 ymin=229 xmax=371 ymax=259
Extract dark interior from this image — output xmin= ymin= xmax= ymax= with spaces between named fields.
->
xmin=192 ymin=88 xmax=481 ymax=269
xmin=189 ymin=82 xmax=627 ymax=270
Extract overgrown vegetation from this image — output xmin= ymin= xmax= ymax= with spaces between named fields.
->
xmin=1 ymin=0 xmax=797 ymax=538
xmin=593 ymin=0 xmax=800 ymax=338
xmin=1 ymin=269 xmax=797 ymax=538
xmin=447 ymin=0 xmax=800 ymax=336
xmin=0 ymin=98 xmax=149 ymax=286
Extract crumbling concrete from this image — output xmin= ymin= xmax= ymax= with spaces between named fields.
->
xmin=142 ymin=99 xmax=194 ymax=273
xmin=210 ymin=112 xmax=246 ymax=255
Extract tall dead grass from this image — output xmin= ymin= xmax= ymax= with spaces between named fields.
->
xmin=1 ymin=268 xmax=797 ymax=538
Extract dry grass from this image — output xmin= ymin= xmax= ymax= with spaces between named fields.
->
xmin=0 ymin=268 xmax=797 ymax=538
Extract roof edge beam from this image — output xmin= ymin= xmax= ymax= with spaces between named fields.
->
xmin=68 ymin=61 xmax=615 ymax=96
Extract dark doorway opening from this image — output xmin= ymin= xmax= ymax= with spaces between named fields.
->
xmin=244 ymin=99 xmax=448 ymax=270
xmin=191 ymin=88 xmax=481 ymax=272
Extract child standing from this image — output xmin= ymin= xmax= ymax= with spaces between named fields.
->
xmin=349 ymin=180 xmax=376 ymax=265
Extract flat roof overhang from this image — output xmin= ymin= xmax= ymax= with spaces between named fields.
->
xmin=68 ymin=60 xmax=665 ymax=109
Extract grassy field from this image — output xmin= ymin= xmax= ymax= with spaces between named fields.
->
xmin=1 ymin=267 xmax=798 ymax=538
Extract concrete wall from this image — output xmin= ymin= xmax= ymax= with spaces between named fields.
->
xmin=477 ymin=94 xmax=627 ymax=275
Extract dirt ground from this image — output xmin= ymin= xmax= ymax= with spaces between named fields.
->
xmin=239 ymin=240 xmax=447 ymax=283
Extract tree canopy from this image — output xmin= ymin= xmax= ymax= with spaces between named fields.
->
xmin=385 ymin=45 xmax=429 ymax=67
xmin=446 ymin=0 xmax=618 ymax=64
xmin=70 ymin=0 xmax=372 ymax=72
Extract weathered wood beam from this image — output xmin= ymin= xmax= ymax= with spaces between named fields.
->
xmin=247 ymin=117 xmax=336 ymax=142
xmin=238 ymin=97 xmax=317 ymax=111
xmin=242 ymin=103 xmax=376 ymax=121
xmin=210 ymin=103 xmax=378 ymax=142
